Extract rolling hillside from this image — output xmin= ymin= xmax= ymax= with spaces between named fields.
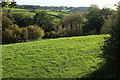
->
xmin=2 ymin=35 xmax=112 ymax=78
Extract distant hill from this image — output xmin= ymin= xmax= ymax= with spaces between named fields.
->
xmin=15 ymin=5 xmax=89 ymax=12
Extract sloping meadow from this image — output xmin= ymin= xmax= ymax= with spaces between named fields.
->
xmin=2 ymin=35 xmax=106 ymax=78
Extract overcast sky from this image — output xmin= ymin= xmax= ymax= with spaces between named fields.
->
xmin=16 ymin=0 xmax=120 ymax=9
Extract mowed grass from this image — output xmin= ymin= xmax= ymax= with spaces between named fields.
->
xmin=2 ymin=35 xmax=106 ymax=78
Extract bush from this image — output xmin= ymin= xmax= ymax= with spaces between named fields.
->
xmin=44 ymin=31 xmax=58 ymax=38
xmin=2 ymin=24 xmax=45 ymax=44
xmin=2 ymin=28 xmax=13 ymax=44
xmin=2 ymin=24 xmax=28 ymax=44
xmin=27 ymin=25 xmax=45 ymax=40
xmin=19 ymin=27 xmax=29 ymax=42
xmin=55 ymin=25 xmax=82 ymax=37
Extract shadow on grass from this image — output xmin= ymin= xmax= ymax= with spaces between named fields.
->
xmin=1 ymin=60 xmax=119 ymax=80
xmin=2 ymin=62 xmax=118 ymax=80
xmin=80 ymin=61 xmax=119 ymax=80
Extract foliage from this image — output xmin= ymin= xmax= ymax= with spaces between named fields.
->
xmin=33 ymin=11 xmax=56 ymax=32
xmin=2 ymin=16 xmax=13 ymax=30
xmin=13 ymin=13 xmax=33 ymax=27
xmin=2 ymin=1 xmax=17 ymax=8
xmin=2 ymin=35 xmax=106 ymax=78
xmin=2 ymin=9 xmax=14 ymax=17
xmin=2 ymin=6 xmax=117 ymax=42
xmin=2 ymin=27 xmax=13 ymax=44
xmin=100 ymin=11 xmax=117 ymax=34
xmin=102 ymin=6 xmax=120 ymax=77
xmin=19 ymin=27 xmax=29 ymax=42
xmin=60 ymin=13 xmax=83 ymax=37
xmin=2 ymin=24 xmax=45 ymax=44
xmin=88 ymin=4 xmax=100 ymax=11
xmin=83 ymin=8 xmax=101 ymax=35
xmin=2 ymin=9 xmax=14 ymax=30
xmin=83 ymin=8 xmax=114 ymax=35
xmin=2 ymin=2 xmax=10 ymax=7
xmin=44 ymin=31 xmax=57 ymax=38
xmin=2 ymin=24 xmax=28 ymax=44
xmin=15 ymin=5 xmax=89 ymax=12
xmin=27 ymin=25 xmax=45 ymax=40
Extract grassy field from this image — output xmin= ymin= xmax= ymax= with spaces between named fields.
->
xmin=2 ymin=35 xmax=110 ymax=78
xmin=8 ymin=8 xmax=70 ymax=16
xmin=3 ymin=8 xmax=71 ymax=20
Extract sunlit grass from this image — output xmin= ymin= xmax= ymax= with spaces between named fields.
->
xmin=2 ymin=35 xmax=106 ymax=78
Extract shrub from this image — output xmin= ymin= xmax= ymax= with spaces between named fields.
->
xmin=2 ymin=24 xmax=28 ymax=44
xmin=2 ymin=24 xmax=29 ymax=44
xmin=19 ymin=27 xmax=29 ymax=42
xmin=44 ymin=31 xmax=57 ymax=38
xmin=2 ymin=28 xmax=13 ymax=44
xmin=56 ymin=25 xmax=82 ymax=37
xmin=27 ymin=25 xmax=45 ymax=40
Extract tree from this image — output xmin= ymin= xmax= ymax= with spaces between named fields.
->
xmin=88 ymin=4 xmax=99 ymax=11
xmin=2 ymin=16 xmax=13 ymax=30
xmin=33 ymin=11 xmax=56 ymax=32
xmin=83 ymin=8 xmax=101 ymax=35
xmin=60 ymin=13 xmax=83 ymax=36
xmin=102 ymin=4 xmax=120 ymax=77
xmin=100 ymin=11 xmax=117 ymax=34
xmin=2 ymin=9 xmax=14 ymax=30
xmin=13 ymin=13 xmax=33 ymax=27
xmin=83 ymin=7 xmax=114 ymax=35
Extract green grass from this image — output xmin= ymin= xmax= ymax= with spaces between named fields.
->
xmin=11 ymin=8 xmax=31 ymax=12
xmin=14 ymin=12 xmax=36 ymax=16
xmin=47 ymin=11 xmax=71 ymax=15
xmin=3 ymin=8 xmax=31 ymax=12
xmin=3 ymin=8 xmax=70 ymax=19
xmin=2 ymin=35 xmax=106 ymax=78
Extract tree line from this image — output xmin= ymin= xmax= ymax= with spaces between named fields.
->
xmin=2 ymin=5 xmax=116 ymax=44
xmin=15 ymin=5 xmax=89 ymax=12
